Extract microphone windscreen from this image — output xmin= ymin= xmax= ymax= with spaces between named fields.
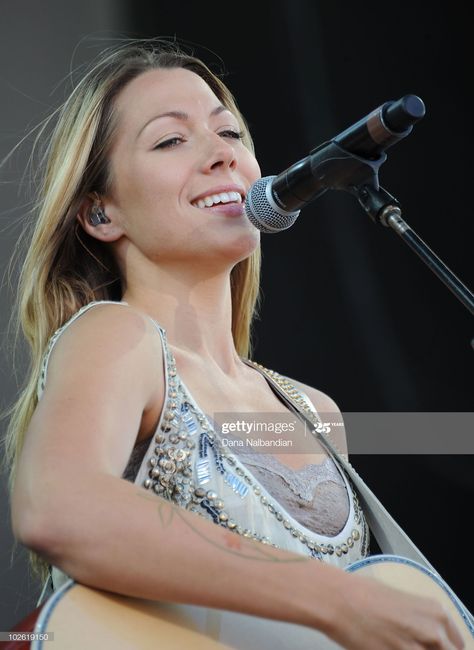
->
xmin=244 ymin=176 xmax=300 ymax=233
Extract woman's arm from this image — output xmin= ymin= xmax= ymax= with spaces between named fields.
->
xmin=10 ymin=305 xmax=463 ymax=649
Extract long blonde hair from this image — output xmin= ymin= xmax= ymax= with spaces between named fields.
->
xmin=3 ymin=39 xmax=261 ymax=584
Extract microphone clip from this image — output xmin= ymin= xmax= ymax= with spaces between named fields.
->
xmin=275 ymin=140 xmax=389 ymax=214
xmin=308 ymin=141 xmax=401 ymax=226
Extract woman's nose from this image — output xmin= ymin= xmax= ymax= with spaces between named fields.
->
xmin=201 ymin=132 xmax=237 ymax=173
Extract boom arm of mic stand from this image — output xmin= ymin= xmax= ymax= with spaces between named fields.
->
xmin=291 ymin=144 xmax=474 ymax=319
xmin=355 ymin=184 xmax=474 ymax=317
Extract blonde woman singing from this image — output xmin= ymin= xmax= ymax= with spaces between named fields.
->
xmin=4 ymin=40 xmax=465 ymax=649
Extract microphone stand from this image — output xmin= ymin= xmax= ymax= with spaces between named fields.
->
xmin=308 ymin=142 xmax=474 ymax=318
xmin=354 ymin=184 xmax=474 ymax=317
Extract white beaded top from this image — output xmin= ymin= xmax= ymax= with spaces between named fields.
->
xmin=39 ymin=301 xmax=369 ymax=570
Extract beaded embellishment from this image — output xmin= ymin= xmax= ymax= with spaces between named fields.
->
xmin=141 ymin=343 xmax=274 ymax=545
xmin=140 ymin=328 xmax=369 ymax=562
xmin=243 ymin=361 xmax=370 ymax=557
xmin=37 ymin=301 xmax=369 ymax=563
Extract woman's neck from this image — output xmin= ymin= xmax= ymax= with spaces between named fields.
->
xmin=121 ymin=264 xmax=242 ymax=375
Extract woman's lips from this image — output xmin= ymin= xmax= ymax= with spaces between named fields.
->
xmin=195 ymin=202 xmax=245 ymax=217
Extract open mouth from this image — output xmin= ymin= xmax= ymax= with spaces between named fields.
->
xmin=192 ymin=191 xmax=244 ymax=209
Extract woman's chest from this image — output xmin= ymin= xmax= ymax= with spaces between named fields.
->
xmin=173 ymin=365 xmax=330 ymax=469
xmin=132 ymin=374 xmax=368 ymax=566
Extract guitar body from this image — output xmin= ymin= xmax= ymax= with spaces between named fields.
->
xmin=27 ymin=555 xmax=473 ymax=649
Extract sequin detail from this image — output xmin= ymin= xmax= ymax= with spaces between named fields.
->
xmin=140 ymin=327 xmax=368 ymax=562
xmin=38 ymin=301 xmax=369 ymax=565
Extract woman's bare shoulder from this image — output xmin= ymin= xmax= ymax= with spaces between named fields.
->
xmin=52 ymin=302 xmax=156 ymax=346
xmin=42 ymin=302 xmax=164 ymax=411
xmin=20 ymin=303 xmax=165 ymax=488
xmin=48 ymin=302 xmax=160 ymax=360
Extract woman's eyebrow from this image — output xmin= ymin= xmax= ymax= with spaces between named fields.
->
xmin=137 ymin=104 xmax=229 ymax=139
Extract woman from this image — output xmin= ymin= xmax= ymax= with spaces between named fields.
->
xmin=4 ymin=39 xmax=464 ymax=649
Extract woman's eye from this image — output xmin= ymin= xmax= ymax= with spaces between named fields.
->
xmin=153 ymin=137 xmax=184 ymax=149
xmin=153 ymin=130 xmax=243 ymax=150
xmin=219 ymin=129 xmax=244 ymax=140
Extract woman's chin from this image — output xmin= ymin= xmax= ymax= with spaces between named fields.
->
xmin=221 ymin=230 xmax=260 ymax=264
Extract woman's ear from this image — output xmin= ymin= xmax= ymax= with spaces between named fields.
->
xmin=76 ymin=194 xmax=124 ymax=242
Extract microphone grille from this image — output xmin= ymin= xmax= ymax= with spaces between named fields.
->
xmin=244 ymin=176 xmax=300 ymax=233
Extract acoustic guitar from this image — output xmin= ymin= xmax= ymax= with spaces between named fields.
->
xmin=10 ymin=554 xmax=470 ymax=649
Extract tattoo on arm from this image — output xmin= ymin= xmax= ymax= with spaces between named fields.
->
xmin=138 ymin=490 xmax=308 ymax=564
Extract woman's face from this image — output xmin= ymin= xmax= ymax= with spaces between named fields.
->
xmin=104 ymin=67 xmax=261 ymax=270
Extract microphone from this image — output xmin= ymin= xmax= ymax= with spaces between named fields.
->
xmin=245 ymin=94 xmax=425 ymax=233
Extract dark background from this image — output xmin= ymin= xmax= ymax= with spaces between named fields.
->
xmin=1 ymin=0 xmax=472 ymax=629
xmin=125 ymin=0 xmax=473 ymax=609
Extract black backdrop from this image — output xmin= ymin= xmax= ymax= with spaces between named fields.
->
xmin=125 ymin=0 xmax=473 ymax=609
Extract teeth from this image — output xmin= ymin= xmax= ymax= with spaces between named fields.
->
xmin=193 ymin=191 xmax=242 ymax=208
